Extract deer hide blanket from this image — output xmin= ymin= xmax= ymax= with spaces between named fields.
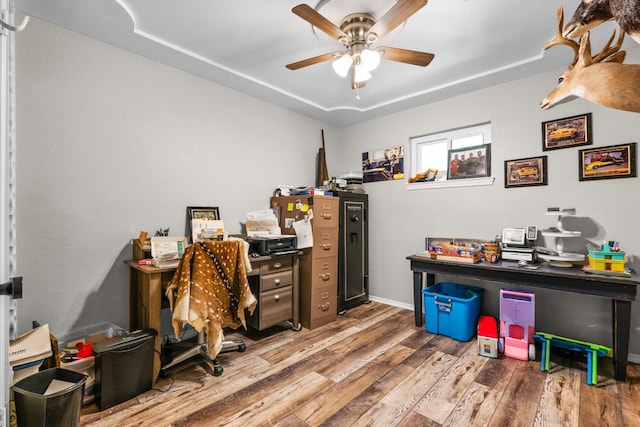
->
xmin=166 ymin=240 xmax=257 ymax=359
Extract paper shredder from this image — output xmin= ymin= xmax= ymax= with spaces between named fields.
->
xmin=92 ymin=329 xmax=156 ymax=410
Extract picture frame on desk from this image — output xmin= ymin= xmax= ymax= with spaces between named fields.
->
xmin=186 ymin=206 xmax=220 ymax=240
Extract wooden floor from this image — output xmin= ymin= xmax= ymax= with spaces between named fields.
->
xmin=80 ymin=301 xmax=640 ymax=426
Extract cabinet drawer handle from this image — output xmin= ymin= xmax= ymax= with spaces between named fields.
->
xmin=274 ymin=279 xmax=281 ymax=286
xmin=320 ymin=273 xmax=330 ymax=281
xmin=273 ymin=262 xmax=282 ymax=269
xmin=318 ymin=303 xmax=330 ymax=312
xmin=321 ymin=213 xmax=332 ymax=219
xmin=321 ymin=244 xmax=332 ymax=250
xmin=273 ymin=294 xmax=280 ymax=302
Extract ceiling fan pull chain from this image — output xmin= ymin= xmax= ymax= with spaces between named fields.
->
xmin=355 ymin=86 xmax=361 ymax=101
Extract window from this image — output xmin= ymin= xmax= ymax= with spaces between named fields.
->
xmin=409 ymin=122 xmax=493 ymax=189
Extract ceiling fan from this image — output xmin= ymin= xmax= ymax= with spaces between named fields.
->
xmin=286 ymin=0 xmax=434 ymax=90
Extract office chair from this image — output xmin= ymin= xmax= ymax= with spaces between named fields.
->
xmin=159 ymin=308 xmax=245 ymax=376
xmin=164 ymin=240 xmax=257 ymax=376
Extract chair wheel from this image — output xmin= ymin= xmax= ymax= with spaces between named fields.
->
xmin=238 ymin=343 xmax=246 ymax=352
xmin=211 ymin=358 xmax=224 ymax=376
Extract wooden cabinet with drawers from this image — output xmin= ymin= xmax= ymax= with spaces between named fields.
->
xmin=271 ymin=195 xmax=338 ymax=329
xmin=246 ymin=252 xmax=300 ymax=331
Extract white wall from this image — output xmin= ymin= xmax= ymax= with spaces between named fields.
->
xmin=15 ymin=18 xmax=640 ymax=358
xmin=340 ymin=47 xmax=640 ymax=356
xmin=15 ymin=18 xmax=339 ymax=337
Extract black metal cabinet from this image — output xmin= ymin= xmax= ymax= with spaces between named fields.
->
xmin=338 ymin=192 xmax=369 ymax=313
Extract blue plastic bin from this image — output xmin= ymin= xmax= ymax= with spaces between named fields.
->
xmin=422 ymin=282 xmax=484 ymax=341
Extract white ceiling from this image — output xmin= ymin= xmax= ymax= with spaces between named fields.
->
xmin=14 ymin=0 xmax=632 ymax=127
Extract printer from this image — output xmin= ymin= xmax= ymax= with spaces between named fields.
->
xmin=245 ymin=235 xmax=297 ymax=256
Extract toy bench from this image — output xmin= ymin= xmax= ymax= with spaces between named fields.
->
xmin=533 ymin=332 xmax=611 ymax=385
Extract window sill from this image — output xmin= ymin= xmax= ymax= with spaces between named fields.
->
xmin=406 ymin=176 xmax=495 ymax=190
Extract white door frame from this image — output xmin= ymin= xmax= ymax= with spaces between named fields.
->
xmin=1 ymin=1 xmax=22 ymax=425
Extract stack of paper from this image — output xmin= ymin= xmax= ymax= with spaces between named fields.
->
xmin=151 ymin=236 xmax=188 ymax=267
xmin=191 ymin=219 xmax=226 ymax=243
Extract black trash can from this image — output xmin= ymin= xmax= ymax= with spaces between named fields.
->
xmin=12 ymin=368 xmax=88 ymax=427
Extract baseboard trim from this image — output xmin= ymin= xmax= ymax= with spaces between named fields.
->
xmin=628 ymin=353 xmax=640 ymax=364
xmin=368 ymin=295 xmax=413 ymax=311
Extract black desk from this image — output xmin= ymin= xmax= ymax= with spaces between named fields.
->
xmin=407 ymin=255 xmax=639 ymax=381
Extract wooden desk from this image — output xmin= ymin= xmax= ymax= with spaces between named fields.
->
xmin=129 ymin=252 xmax=300 ymax=382
xmin=406 ymin=255 xmax=639 ymax=381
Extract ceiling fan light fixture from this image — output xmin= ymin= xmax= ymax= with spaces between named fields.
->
xmin=353 ymin=62 xmax=372 ymax=83
xmin=332 ymin=54 xmax=353 ymax=77
xmin=361 ymin=49 xmax=381 ymax=71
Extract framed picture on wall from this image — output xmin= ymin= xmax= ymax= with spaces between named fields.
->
xmin=504 ymin=156 xmax=548 ymax=188
xmin=578 ymin=143 xmax=637 ymax=181
xmin=447 ymin=144 xmax=490 ymax=180
xmin=362 ymin=146 xmax=404 ymax=183
xmin=542 ymin=113 xmax=592 ymax=151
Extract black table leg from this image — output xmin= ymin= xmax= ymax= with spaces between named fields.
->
xmin=412 ymin=271 xmax=436 ymax=327
xmin=613 ymin=299 xmax=631 ymax=381
xmin=413 ymin=271 xmax=423 ymax=327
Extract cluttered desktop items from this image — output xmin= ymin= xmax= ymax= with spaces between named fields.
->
xmin=422 ymin=233 xmax=537 ymax=265
xmin=422 ymin=207 xmax=627 ymax=270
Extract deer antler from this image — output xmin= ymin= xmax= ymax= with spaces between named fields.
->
xmin=589 ymin=28 xmax=626 ymax=65
xmin=543 ymin=8 xmax=580 ymax=68
xmin=541 ymin=7 xmax=640 ymax=113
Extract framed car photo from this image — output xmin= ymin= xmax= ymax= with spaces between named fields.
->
xmin=504 ymin=156 xmax=548 ymax=188
xmin=579 ymin=143 xmax=637 ymax=181
xmin=542 ymin=113 xmax=592 ymax=151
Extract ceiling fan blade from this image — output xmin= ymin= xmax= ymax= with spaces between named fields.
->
xmin=366 ymin=0 xmax=428 ymax=42
xmin=379 ymin=47 xmax=434 ymax=66
xmin=292 ymin=4 xmax=348 ymax=43
xmin=286 ymin=52 xmax=337 ymax=70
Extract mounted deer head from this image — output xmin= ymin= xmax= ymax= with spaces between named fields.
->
xmin=540 ymin=8 xmax=640 ymax=113
xmin=564 ymin=0 xmax=640 ymax=44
